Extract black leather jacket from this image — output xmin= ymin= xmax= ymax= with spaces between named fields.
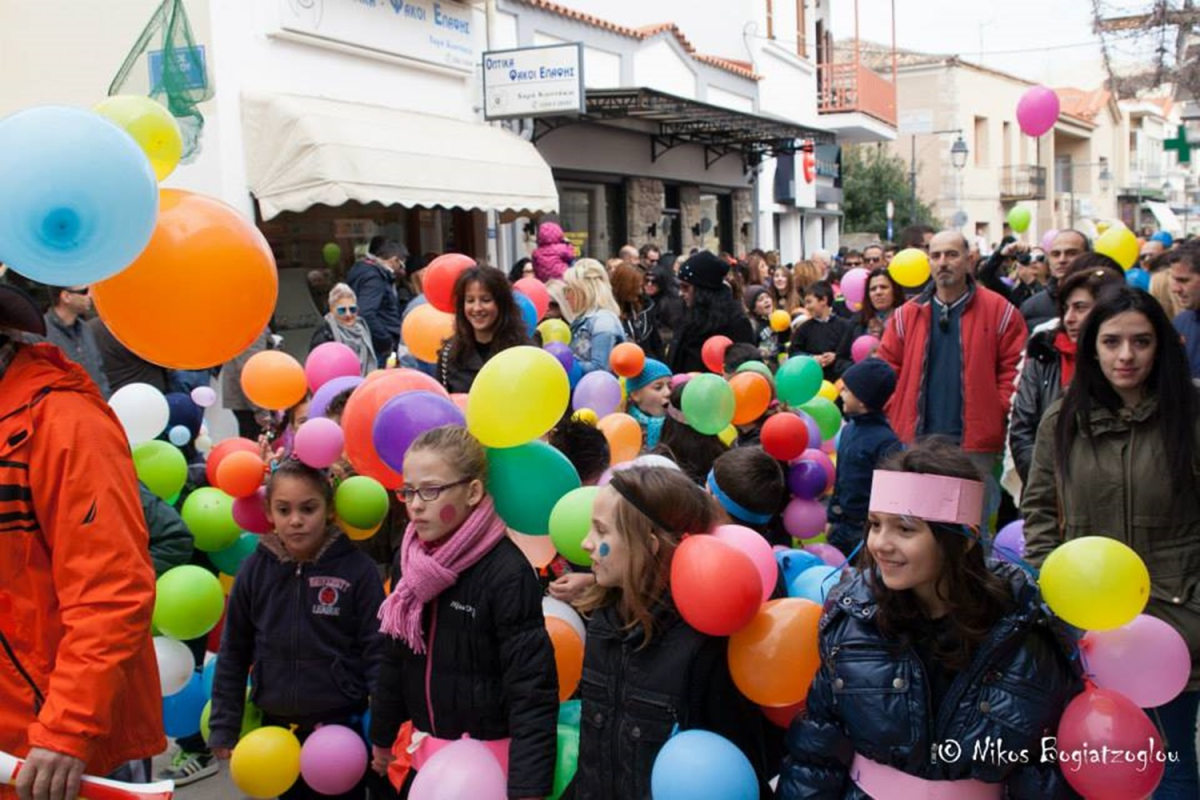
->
xmin=1009 ymin=329 xmax=1065 ymax=485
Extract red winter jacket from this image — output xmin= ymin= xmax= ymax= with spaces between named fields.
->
xmin=877 ymin=282 xmax=1026 ymax=453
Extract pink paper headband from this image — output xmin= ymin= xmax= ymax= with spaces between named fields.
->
xmin=868 ymin=471 xmax=985 ymax=527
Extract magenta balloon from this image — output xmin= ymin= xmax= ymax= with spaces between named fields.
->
xmin=299 ymin=724 xmax=368 ymax=796
xmin=1016 ymin=85 xmax=1060 ymax=137
xmin=783 ymin=496 xmax=827 ymax=540
xmin=305 ymin=342 xmax=363 ymax=391
xmin=572 ymin=370 xmax=622 ymax=417
xmin=787 ymin=460 xmax=828 ymax=500
xmin=840 ymin=268 xmax=869 ymax=308
xmin=409 ymin=738 xmax=507 ymax=800
xmin=373 ymin=391 xmax=466 ymax=474
xmin=1041 ymin=228 xmax=1060 ymax=252
xmin=1083 ymin=615 xmax=1191 ymax=708
xmin=232 ymin=488 xmax=271 ymax=534
xmin=804 ymin=543 xmax=847 ymax=567
xmin=850 ymin=335 xmax=880 ymax=363
xmin=293 ymin=417 xmax=345 ymax=469
xmin=310 ymin=375 xmax=364 ymax=419
xmin=713 ymin=524 xmax=777 ymax=603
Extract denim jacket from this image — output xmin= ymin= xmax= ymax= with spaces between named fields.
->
xmin=570 ymin=310 xmax=626 ymax=374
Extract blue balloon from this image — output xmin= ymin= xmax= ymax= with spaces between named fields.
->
xmin=787 ymin=564 xmax=840 ymax=603
xmin=567 ymin=361 xmax=585 ymax=391
xmin=201 ymin=657 xmax=217 ymax=695
xmin=168 ymin=425 xmax=192 ymax=446
xmin=163 ymin=670 xmax=209 ymax=738
xmin=1151 ymin=230 xmax=1174 ymax=247
xmin=0 ymin=106 xmax=159 ymax=285
xmin=651 ymin=729 xmax=757 ymax=800
xmin=1125 ymin=266 xmax=1151 ymax=291
xmin=514 ymin=291 xmax=538 ymax=336
xmin=776 ymin=548 xmax=822 ymax=584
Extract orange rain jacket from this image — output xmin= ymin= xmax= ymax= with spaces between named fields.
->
xmin=0 ymin=343 xmax=164 ymax=777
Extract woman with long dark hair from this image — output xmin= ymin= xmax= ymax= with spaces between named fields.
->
xmin=437 ymin=266 xmax=530 ymax=393
xmin=1023 ymin=285 xmax=1200 ymax=800
xmin=644 ymin=263 xmax=684 ymax=350
xmin=666 ymin=251 xmax=754 ymax=374
xmin=610 ymin=262 xmax=664 ymax=359
xmin=779 ymin=439 xmax=1081 ymax=798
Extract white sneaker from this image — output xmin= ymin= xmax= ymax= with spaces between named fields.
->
xmin=157 ymin=749 xmax=218 ymax=786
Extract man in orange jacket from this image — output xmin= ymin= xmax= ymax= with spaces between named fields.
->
xmin=0 ymin=285 xmax=164 ymax=800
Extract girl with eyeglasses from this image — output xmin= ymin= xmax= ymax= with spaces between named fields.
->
xmin=370 ymin=426 xmax=557 ymax=800
xmin=309 ymin=282 xmax=377 ymax=376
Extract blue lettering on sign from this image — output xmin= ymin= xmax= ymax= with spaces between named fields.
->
xmin=485 ymin=56 xmax=514 ymax=70
xmin=404 ymin=3 xmax=426 ymax=20
xmin=434 ymin=2 xmax=470 ymax=34
xmin=539 ymin=65 xmax=575 ymax=79
xmin=509 ymin=68 xmax=537 ymax=81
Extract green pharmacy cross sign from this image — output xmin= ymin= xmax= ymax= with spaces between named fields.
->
xmin=1165 ymin=125 xmax=1192 ymax=164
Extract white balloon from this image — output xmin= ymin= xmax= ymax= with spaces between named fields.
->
xmin=154 ymin=636 xmax=196 ymax=697
xmin=617 ymin=454 xmax=681 ymax=472
xmin=168 ymin=425 xmax=192 ymax=446
xmin=108 ymin=382 xmax=170 ymax=444
xmin=542 ymin=596 xmax=586 ymax=645
xmin=194 ymin=435 xmax=213 ymax=454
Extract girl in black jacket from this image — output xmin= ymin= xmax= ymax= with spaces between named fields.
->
xmin=370 ymin=426 xmax=558 ymax=799
xmin=778 ymin=440 xmax=1082 ymax=799
xmin=567 ymin=466 xmax=771 ymax=799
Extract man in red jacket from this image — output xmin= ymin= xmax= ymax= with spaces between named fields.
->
xmin=877 ymin=231 xmax=1026 ymax=529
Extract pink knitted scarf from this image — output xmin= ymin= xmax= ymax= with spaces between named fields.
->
xmin=377 ymin=497 xmax=508 ymax=654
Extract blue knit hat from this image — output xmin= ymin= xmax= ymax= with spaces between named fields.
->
xmin=626 ymin=359 xmax=672 ymax=393
xmin=841 ymin=358 xmax=897 ymax=412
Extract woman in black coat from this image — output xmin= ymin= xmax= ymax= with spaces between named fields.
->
xmin=666 ymin=251 xmax=755 ymax=374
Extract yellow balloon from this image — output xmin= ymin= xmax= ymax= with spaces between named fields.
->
xmin=718 ymin=424 xmax=737 ymax=446
xmin=1095 ymin=225 xmax=1139 ymax=270
xmin=572 ymin=408 xmax=598 ymax=425
xmin=230 ymin=726 xmax=301 ymax=798
xmin=769 ymin=309 xmax=792 ymax=333
xmin=818 ymin=380 xmax=838 ymax=402
xmin=340 ymin=519 xmax=382 ymax=541
xmin=1039 ymin=536 xmax=1149 ymax=630
xmin=467 ymin=346 xmax=569 ymax=447
xmin=537 ymin=319 xmax=572 ymax=345
xmin=888 ymin=248 xmax=931 ymax=287
xmin=1096 ymin=221 xmax=1111 ymax=235
xmin=93 ymin=95 xmax=183 ymax=181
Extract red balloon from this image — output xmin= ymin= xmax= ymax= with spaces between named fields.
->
xmin=760 ymin=413 xmax=810 ymax=462
xmin=1055 ymin=687 xmax=1165 ymax=799
xmin=513 ymin=277 xmax=550 ymax=320
xmin=761 ymin=700 xmax=806 ymax=729
xmin=671 ymin=535 xmax=762 ymax=635
xmin=206 ymin=598 xmax=228 ymax=654
xmin=205 ymin=437 xmax=260 ymax=488
xmin=423 ymin=253 xmax=476 ymax=314
xmin=700 ymin=335 xmax=733 ymax=374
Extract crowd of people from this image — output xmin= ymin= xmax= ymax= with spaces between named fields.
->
xmin=1 ymin=216 xmax=1199 ymax=800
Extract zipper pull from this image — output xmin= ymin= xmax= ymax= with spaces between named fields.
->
xmin=295 ymin=563 xmax=302 ymax=577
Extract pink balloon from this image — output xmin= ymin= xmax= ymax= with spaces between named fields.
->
xmin=804 ymin=543 xmax=847 ymax=567
xmin=299 ymin=724 xmax=367 ymax=795
xmin=293 ymin=417 xmax=346 ymax=469
xmin=783 ymin=496 xmax=826 ymax=540
xmin=1056 ymin=688 xmax=1165 ymax=799
xmin=232 ymin=487 xmax=272 ymax=534
xmin=190 ymin=386 xmax=216 ymax=407
xmin=1016 ymin=85 xmax=1060 ymax=138
xmin=1041 ymin=228 xmax=1060 ymax=252
xmin=713 ymin=524 xmax=778 ymax=603
xmin=670 ymin=373 xmax=692 ymax=389
xmin=305 ymin=342 xmax=363 ymax=392
xmin=409 ymin=738 xmax=506 ymax=800
xmin=850 ymin=335 xmax=880 ymax=363
xmin=1083 ymin=615 xmax=1191 ymax=708
xmin=840 ymin=268 xmax=869 ymax=309
xmin=513 ymin=277 xmax=550 ymax=320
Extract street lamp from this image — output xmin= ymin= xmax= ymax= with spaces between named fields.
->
xmin=909 ymin=129 xmax=969 ymax=225
xmin=950 ymin=135 xmax=969 ymax=170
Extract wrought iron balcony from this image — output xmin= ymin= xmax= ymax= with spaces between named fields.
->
xmin=817 ymin=61 xmax=897 ymax=127
xmin=1000 ymin=164 xmax=1047 ymax=201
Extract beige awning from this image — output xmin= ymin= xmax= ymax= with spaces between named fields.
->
xmin=241 ymin=92 xmax=559 ymax=221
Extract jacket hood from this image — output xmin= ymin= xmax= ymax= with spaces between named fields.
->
xmin=1080 ymin=393 xmax=1159 ymax=436
xmin=257 ymin=526 xmax=351 ymax=565
xmin=1025 ymin=328 xmax=1060 ymax=363
xmin=537 ymin=221 xmax=565 ymax=245
xmin=0 ymin=341 xmax=104 ymax=418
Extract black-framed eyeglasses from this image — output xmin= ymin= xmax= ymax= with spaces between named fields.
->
xmin=398 ymin=478 xmax=471 ymax=503
xmin=336 ymin=304 xmax=358 ymax=315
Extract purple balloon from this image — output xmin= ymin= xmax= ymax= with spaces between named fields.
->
xmin=993 ymin=520 xmax=1025 ymax=562
xmin=572 ymin=371 xmax=622 ymax=417
xmin=787 ymin=460 xmax=828 ymax=500
xmin=299 ymin=724 xmax=368 ymax=796
xmin=783 ymin=496 xmax=827 ymax=540
xmin=544 ymin=341 xmax=574 ymax=373
xmin=310 ymin=375 xmax=364 ymax=419
xmin=804 ymin=542 xmax=847 ymax=567
xmin=373 ymin=391 xmax=465 ymax=473
xmin=795 ymin=409 xmax=823 ymax=447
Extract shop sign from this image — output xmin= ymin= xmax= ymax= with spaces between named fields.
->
xmin=278 ymin=0 xmax=476 ymax=74
xmin=563 ymin=230 xmax=588 ymax=258
xmin=482 ymin=43 xmax=585 ymax=120
xmin=334 ymin=219 xmax=380 ymax=239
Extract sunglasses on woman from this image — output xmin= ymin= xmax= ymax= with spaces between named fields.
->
xmin=336 ymin=305 xmax=358 ymax=315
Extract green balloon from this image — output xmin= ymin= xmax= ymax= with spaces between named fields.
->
xmin=558 ymin=699 xmax=581 ymax=728
xmin=154 ymin=565 xmax=225 ymax=641
xmin=680 ymin=373 xmax=735 ymax=435
xmin=549 ymin=487 xmax=598 ymax=566
xmin=335 ymin=475 xmax=390 ymax=529
xmin=200 ymin=693 xmax=262 ymax=743
xmin=775 ymin=355 xmax=824 ymax=407
xmin=209 ymin=532 xmax=260 ymax=576
xmin=133 ymin=441 xmax=188 ymax=501
xmin=735 ymin=360 xmax=775 ymax=382
xmin=1007 ymin=205 xmax=1031 ymax=233
xmin=798 ymin=396 xmax=843 ymax=442
xmin=488 ymin=442 xmax=581 ymax=535
xmin=322 ymin=242 xmax=342 ymax=267
xmin=550 ymin=722 xmax=580 ymax=800
xmin=182 ymin=488 xmax=241 ymax=552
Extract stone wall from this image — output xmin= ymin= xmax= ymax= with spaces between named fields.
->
xmin=732 ymin=188 xmax=753 ymax=255
xmin=625 ymin=177 xmax=665 ymax=251
xmin=678 ymin=185 xmax=702 ymax=254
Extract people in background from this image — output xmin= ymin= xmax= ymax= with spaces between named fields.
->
xmin=309 ymin=283 xmax=376 ymax=377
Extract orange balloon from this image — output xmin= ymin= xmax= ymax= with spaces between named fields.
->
xmin=728 ymin=598 xmax=822 ymax=706
xmin=219 ymin=572 xmax=236 ymax=596
xmin=730 ymin=371 xmax=772 ymax=425
xmin=596 ymin=412 xmax=642 ymax=465
xmin=240 ymin=351 xmax=308 ymax=411
xmin=609 ymin=342 xmax=646 ymax=378
xmin=513 ymin=277 xmax=550 ymax=320
xmin=206 ymin=437 xmax=259 ymax=487
xmin=93 ymin=190 xmax=278 ymax=369
xmin=341 ymin=369 xmax=448 ymax=488
xmin=215 ymin=450 xmax=267 ymax=498
xmin=546 ymin=617 xmax=583 ymax=701
xmin=509 ymin=531 xmax=558 ymax=569
xmin=401 ymin=304 xmax=455 ymax=363
xmin=341 ymin=520 xmax=382 ymax=541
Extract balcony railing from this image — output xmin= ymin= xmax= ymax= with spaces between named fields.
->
xmin=817 ymin=61 xmax=897 ymax=127
xmin=1000 ymin=164 xmax=1047 ymax=201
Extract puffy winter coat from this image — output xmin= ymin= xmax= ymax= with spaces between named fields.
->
xmin=1007 ymin=329 xmax=1064 ymax=485
xmin=347 ymin=256 xmax=402 ymax=361
xmin=0 ymin=343 xmax=164 ymax=776
xmin=777 ymin=563 xmax=1083 ymax=799
xmin=567 ymin=603 xmax=772 ymax=799
xmin=208 ymin=531 xmax=386 ymax=747
xmin=370 ymin=536 xmax=559 ymax=798
xmin=532 ymin=221 xmax=576 ymax=281
xmin=877 ymin=282 xmax=1026 ymax=453
xmin=827 ymin=413 xmax=901 ymax=548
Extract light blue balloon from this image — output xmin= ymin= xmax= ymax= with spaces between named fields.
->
xmin=1125 ymin=267 xmax=1151 ymax=291
xmin=651 ymin=729 xmax=757 ymax=800
xmin=168 ymin=424 xmax=192 ymax=446
xmin=0 ymin=106 xmax=158 ymax=285
xmin=787 ymin=564 xmax=840 ymax=603
xmin=514 ymin=290 xmax=538 ymax=336
xmin=776 ymin=548 xmax=822 ymax=585
xmin=201 ymin=657 xmax=217 ymax=695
